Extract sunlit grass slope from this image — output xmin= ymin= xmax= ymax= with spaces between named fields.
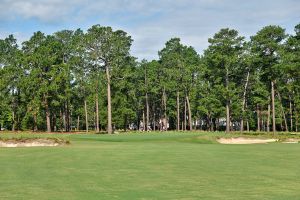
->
xmin=0 ymin=132 xmax=300 ymax=200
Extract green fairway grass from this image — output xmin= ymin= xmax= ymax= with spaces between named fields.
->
xmin=1 ymin=132 xmax=300 ymax=199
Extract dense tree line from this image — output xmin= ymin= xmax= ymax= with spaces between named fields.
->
xmin=0 ymin=24 xmax=299 ymax=133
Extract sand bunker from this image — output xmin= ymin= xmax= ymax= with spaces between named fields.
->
xmin=217 ymin=137 xmax=278 ymax=144
xmin=281 ymin=138 xmax=300 ymax=144
xmin=0 ymin=138 xmax=68 ymax=148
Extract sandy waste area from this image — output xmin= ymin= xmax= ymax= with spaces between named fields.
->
xmin=0 ymin=138 xmax=65 ymax=147
xmin=217 ymin=137 xmax=278 ymax=144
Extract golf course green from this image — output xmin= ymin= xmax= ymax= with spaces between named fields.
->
xmin=0 ymin=132 xmax=300 ymax=200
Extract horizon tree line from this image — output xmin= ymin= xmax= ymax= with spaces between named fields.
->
xmin=0 ymin=23 xmax=299 ymax=133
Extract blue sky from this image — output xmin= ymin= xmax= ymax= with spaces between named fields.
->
xmin=0 ymin=0 xmax=299 ymax=60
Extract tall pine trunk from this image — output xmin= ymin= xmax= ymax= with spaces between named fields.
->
xmin=66 ymin=102 xmax=70 ymax=132
xmin=207 ymin=114 xmax=211 ymax=131
xmin=161 ymin=86 xmax=167 ymax=131
xmin=246 ymin=120 xmax=249 ymax=132
xmin=106 ymin=66 xmax=112 ymax=134
xmin=226 ymin=100 xmax=230 ymax=133
xmin=216 ymin=118 xmax=219 ymax=131
xmin=271 ymin=80 xmax=276 ymax=133
xmin=145 ymin=92 xmax=149 ymax=131
xmin=63 ymin=107 xmax=66 ymax=131
xmin=45 ymin=95 xmax=51 ymax=133
xmin=277 ymin=92 xmax=288 ymax=131
xmin=267 ymin=100 xmax=271 ymax=132
xmin=186 ymin=95 xmax=192 ymax=131
xmin=240 ymin=70 xmax=250 ymax=132
xmin=77 ymin=115 xmax=80 ymax=131
xmin=261 ymin=117 xmax=265 ymax=131
xmin=94 ymin=111 xmax=96 ymax=131
xmin=177 ymin=91 xmax=180 ymax=131
xmin=226 ymin=68 xmax=230 ymax=133
xmin=95 ymin=78 xmax=100 ymax=132
xmin=289 ymin=96 xmax=293 ymax=132
xmin=142 ymin=110 xmax=146 ymax=131
xmin=84 ymin=99 xmax=89 ymax=132
xmin=33 ymin=112 xmax=38 ymax=132
xmin=257 ymin=105 xmax=260 ymax=132
xmin=52 ymin=114 xmax=57 ymax=132
xmin=145 ymin=65 xmax=149 ymax=131
xmin=245 ymin=103 xmax=250 ymax=132
xmin=12 ymin=110 xmax=15 ymax=131
xmin=95 ymin=94 xmax=100 ymax=132
xmin=153 ymin=111 xmax=156 ymax=131
xmin=184 ymin=97 xmax=187 ymax=131
xmin=210 ymin=117 xmax=214 ymax=131
xmin=59 ymin=110 xmax=63 ymax=131
xmin=69 ymin=111 xmax=72 ymax=131
xmin=296 ymin=111 xmax=298 ymax=132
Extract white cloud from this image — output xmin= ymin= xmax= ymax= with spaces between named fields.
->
xmin=0 ymin=0 xmax=83 ymax=23
xmin=0 ymin=0 xmax=299 ymax=60
xmin=127 ymin=0 xmax=300 ymax=59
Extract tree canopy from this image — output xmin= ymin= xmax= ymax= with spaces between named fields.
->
xmin=0 ymin=23 xmax=299 ymax=133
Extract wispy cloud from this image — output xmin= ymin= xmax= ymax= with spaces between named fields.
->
xmin=0 ymin=0 xmax=299 ymax=60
